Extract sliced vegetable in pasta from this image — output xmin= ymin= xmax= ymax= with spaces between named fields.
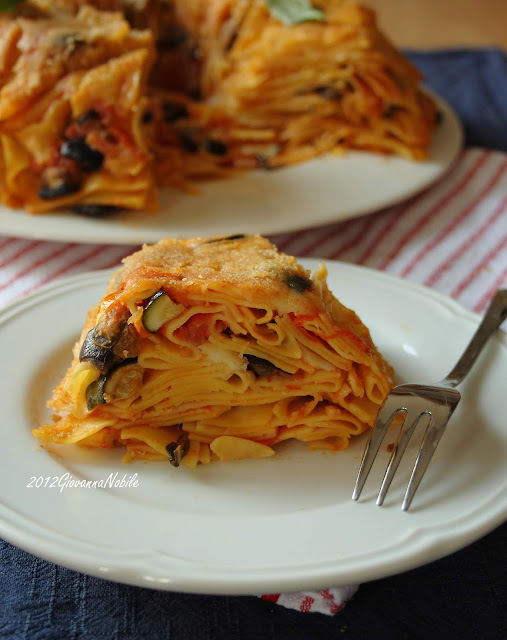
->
xmin=33 ymin=235 xmax=394 ymax=467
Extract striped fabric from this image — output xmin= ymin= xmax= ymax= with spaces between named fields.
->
xmin=261 ymin=586 xmax=359 ymax=615
xmin=270 ymin=149 xmax=507 ymax=314
xmin=0 ymin=147 xmax=505 ymax=615
xmin=0 ymin=149 xmax=505 ymax=313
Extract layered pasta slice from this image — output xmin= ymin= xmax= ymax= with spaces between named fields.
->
xmin=34 ymin=235 xmax=394 ymax=467
xmin=161 ymin=0 xmax=437 ymax=172
xmin=0 ymin=5 xmax=157 ymax=214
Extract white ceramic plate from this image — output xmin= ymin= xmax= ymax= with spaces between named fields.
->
xmin=0 ymin=94 xmax=462 ymax=245
xmin=1 ymin=260 xmax=505 ymax=595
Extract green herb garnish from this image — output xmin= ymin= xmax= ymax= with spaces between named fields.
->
xmin=265 ymin=0 xmax=325 ymax=26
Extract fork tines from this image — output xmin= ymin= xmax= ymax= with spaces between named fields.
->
xmin=353 ymin=289 xmax=507 ymax=511
xmin=352 ymin=384 xmax=460 ymax=511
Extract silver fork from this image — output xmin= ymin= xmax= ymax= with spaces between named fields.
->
xmin=352 ymin=289 xmax=507 ymax=511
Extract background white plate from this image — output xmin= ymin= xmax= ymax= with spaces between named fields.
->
xmin=0 ymin=260 xmax=505 ymax=594
xmin=0 ymin=94 xmax=462 ymax=245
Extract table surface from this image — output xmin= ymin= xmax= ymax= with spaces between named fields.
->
xmin=364 ymin=0 xmax=507 ymax=51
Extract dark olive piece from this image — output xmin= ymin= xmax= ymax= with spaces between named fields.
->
xmin=86 ymin=376 xmax=107 ymax=411
xmin=141 ymin=111 xmax=153 ymax=124
xmin=187 ymin=88 xmax=202 ymax=102
xmin=204 ymin=139 xmax=228 ymax=156
xmin=203 ymin=234 xmax=246 ymax=243
xmin=60 ymin=138 xmax=104 ymax=173
xmin=54 ymin=32 xmax=87 ymax=48
xmin=166 ymin=431 xmax=189 ymax=468
xmin=79 ymin=329 xmax=118 ymax=373
xmin=188 ymin=47 xmax=201 ymax=62
xmin=77 ymin=110 xmax=100 ymax=124
xmin=382 ymin=104 xmax=403 ymax=118
xmin=225 ymin=31 xmax=238 ymax=52
xmin=179 ymin=130 xmax=199 ymax=153
xmin=72 ymin=204 xmax=121 ymax=217
xmin=38 ymin=181 xmax=81 ymax=200
xmin=285 ymin=273 xmax=312 ymax=293
xmin=162 ymin=102 xmax=189 ymax=123
xmin=314 ymin=86 xmax=342 ymax=100
xmin=256 ymin=154 xmax=272 ymax=170
xmin=245 ymin=354 xmax=281 ymax=378
xmin=158 ymin=25 xmax=189 ymax=50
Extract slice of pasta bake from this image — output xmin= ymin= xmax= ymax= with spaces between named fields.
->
xmin=0 ymin=5 xmax=156 ymax=214
xmin=34 ymin=235 xmax=394 ymax=467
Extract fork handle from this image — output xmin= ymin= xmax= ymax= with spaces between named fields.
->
xmin=440 ymin=289 xmax=507 ymax=388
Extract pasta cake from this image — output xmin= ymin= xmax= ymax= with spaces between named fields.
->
xmin=34 ymin=235 xmax=394 ymax=467
xmin=0 ymin=4 xmax=157 ymax=214
xmin=163 ymin=0 xmax=437 ymax=172
xmin=0 ymin=1 xmax=437 ymax=215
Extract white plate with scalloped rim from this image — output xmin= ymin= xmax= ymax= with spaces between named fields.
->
xmin=0 ymin=93 xmax=462 ymax=245
xmin=0 ymin=259 xmax=505 ymax=594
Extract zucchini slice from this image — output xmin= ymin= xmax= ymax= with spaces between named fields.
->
xmin=86 ymin=376 xmax=107 ymax=411
xmin=103 ymin=361 xmax=143 ymax=402
xmin=143 ymin=291 xmax=183 ymax=333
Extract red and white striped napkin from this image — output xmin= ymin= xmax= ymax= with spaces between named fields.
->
xmin=0 ymin=148 xmax=505 ymax=313
xmin=261 ymin=585 xmax=359 ymax=615
xmin=0 ymin=147 xmax=505 ymax=615
xmin=271 ymin=148 xmax=507 ymax=314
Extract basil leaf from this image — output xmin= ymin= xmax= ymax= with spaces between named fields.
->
xmin=266 ymin=0 xmax=325 ymax=26
xmin=0 ymin=0 xmax=24 ymax=11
